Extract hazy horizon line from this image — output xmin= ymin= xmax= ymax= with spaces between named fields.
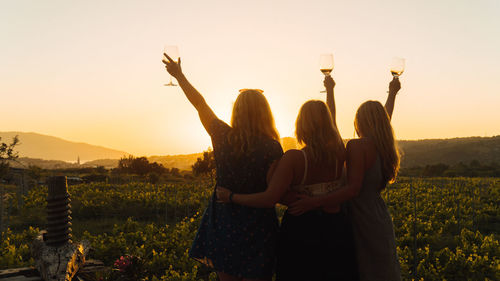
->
xmin=3 ymin=130 xmax=499 ymax=160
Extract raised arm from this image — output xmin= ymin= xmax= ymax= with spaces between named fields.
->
xmin=163 ymin=54 xmax=217 ymax=133
xmin=216 ymin=151 xmax=297 ymax=208
xmin=324 ymin=76 xmax=337 ymax=128
xmin=384 ymin=78 xmax=401 ymax=120
xmin=288 ymin=140 xmax=365 ymax=215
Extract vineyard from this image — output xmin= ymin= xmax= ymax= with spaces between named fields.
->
xmin=0 ymin=177 xmax=499 ymax=280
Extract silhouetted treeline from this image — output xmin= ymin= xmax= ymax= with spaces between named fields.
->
xmin=114 ymin=156 xmax=182 ymax=177
xmin=400 ymin=160 xmax=500 ymax=177
xmin=191 ymin=150 xmax=215 ymax=177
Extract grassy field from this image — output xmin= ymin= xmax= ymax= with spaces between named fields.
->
xmin=1 ymin=177 xmax=499 ymax=280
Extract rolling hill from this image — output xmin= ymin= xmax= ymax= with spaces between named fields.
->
xmin=0 ymin=132 xmax=128 ymax=162
xmin=398 ymin=136 xmax=500 ymax=167
xmin=280 ymin=136 xmax=500 ymax=167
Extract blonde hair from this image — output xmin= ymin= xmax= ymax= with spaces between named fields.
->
xmin=354 ymin=101 xmax=400 ymax=184
xmin=228 ymin=90 xmax=280 ymax=156
xmin=295 ymin=100 xmax=345 ymax=168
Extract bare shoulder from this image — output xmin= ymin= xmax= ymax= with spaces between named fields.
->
xmin=281 ymin=149 xmax=303 ymax=163
xmin=346 ymin=138 xmax=365 ymax=151
xmin=347 ymin=138 xmax=378 ymax=169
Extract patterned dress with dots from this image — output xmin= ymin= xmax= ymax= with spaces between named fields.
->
xmin=189 ymin=119 xmax=284 ymax=279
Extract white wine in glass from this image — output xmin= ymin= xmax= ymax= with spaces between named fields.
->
xmin=390 ymin=57 xmax=405 ymax=78
xmin=319 ymin=54 xmax=334 ymax=75
xmin=163 ymin=45 xmax=179 ymax=86
xmin=319 ymin=53 xmax=334 ymax=92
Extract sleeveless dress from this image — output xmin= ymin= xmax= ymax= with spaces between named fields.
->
xmin=276 ymin=150 xmax=359 ymax=281
xmin=189 ymin=119 xmax=283 ymax=279
xmin=348 ymin=155 xmax=401 ymax=281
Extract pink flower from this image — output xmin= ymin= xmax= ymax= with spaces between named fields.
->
xmin=114 ymin=255 xmax=134 ymax=272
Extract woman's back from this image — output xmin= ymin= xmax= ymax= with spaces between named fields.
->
xmin=277 ymin=148 xmax=358 ymax=281
xmin=211 ymin=119 xmax=282 ymax=194
xmin=347 ymin=138 xmax=401 ymax=281
xmin=351 ymin=138 xmax=384 ymax=198
xmin=191 ymin=118 xmax=283 ymax=279
xmin=288 ymin=148 xmax=344 ymax=212
xmin=287 ymin=148 xmax=343 ymax=185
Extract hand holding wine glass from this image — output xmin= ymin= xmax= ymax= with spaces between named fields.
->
xmin=324 ymin=75 xmax=335 ymax=92
xmin=389 ymin=77 xmax=401 ymax=94
xmin=390 ymin=57 xmax=405 ymax=79
xmin=162 ymin=45 xmax=180 ymax=86
xmin=319 ymin=53 xmax=334 ymax=93
xmin=385 ymin=57 xmax=404 ymax=119
xmin=388 ymin=57 xmax=404 ymax=94
xmin=163 ymin=54 xmax=182 ymax=78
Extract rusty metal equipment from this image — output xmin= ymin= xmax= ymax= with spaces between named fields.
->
xmin=31 ymin=176 xmax=89 ymax=281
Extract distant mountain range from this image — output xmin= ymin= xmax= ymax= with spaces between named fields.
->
xmin=0 ymin=131 xmax=204 ymax=170
xmin=2 ymin=131 xmax=499 ymax=170
xmin=0 ymin=132 xmax=128 ymax=162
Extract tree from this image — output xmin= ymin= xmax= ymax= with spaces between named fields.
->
xmin=0 ymin=135 xmax=19 ymax=161
xmin=27 ymin=165 xmax=43 ymax=182
xmin=169 ymin=168 xmax=180 ymax=177
xmin=191 ymin=149 xmax=215 ymax=177
xmin=422 ymin=163 xmax=449 ymax=177
xmin=0 ymin=136 xmax=20 ymax=179
xmin=129 ymin=157 xmax=151 ymax=176
xmin=115 ymin=155 xmax=168 ymax=176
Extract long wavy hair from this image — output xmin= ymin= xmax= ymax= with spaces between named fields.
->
xmin=354 ymin=100 xmax=400 ymax=184
xmin=228 ymin=89 xmax=280 ymax=156
xmin=295 ymin=100 xmax=345 ymax=169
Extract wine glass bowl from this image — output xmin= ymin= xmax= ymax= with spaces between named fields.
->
xmin=319 ymin=53 xmax=334 ymax=93
xmin=319 ymin=54 xmax=334 ymax=76
xmin=390 ymin=57 xmax=405 ymax=78
xmin=163 ymin=45 xmax=179 ymax=86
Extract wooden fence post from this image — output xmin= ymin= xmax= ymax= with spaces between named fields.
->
xmin=0 ymin=185 xmax=3 ymax=232
xmin=6 ymin=197 xmax=11 ymax=230
xmin=165 ymin=187 xmax=168 ymax=224
xmin=411 ymin=183 xmax=417 ymax=279
xmin=16 ymin=173 xmax=22 ymax=209
xmin=174 ymin=186 xmax=178 ymax=219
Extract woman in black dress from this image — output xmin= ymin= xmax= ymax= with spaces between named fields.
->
xmin=163 ymin=55 xmax=283 ymax=281
xmin=217 ymin=77 xmax=359 ymax=281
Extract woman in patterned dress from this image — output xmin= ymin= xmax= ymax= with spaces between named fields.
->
xmin=163 ymin=55 xmax=283 ymax=281
xmin=289 ymin=78 xmax=403 ymax=281
xmin=217 ymin=76 xmax=359 ymax=280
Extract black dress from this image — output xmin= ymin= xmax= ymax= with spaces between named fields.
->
xmin=277 ymin=209 xmax=359 ymax=281
xmin=276 ymin=150 xmax=359 ymax=281
xmin=189 ymin=119 xmax=283 ymax=279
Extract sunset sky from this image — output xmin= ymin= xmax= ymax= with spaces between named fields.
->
xmin=1 ymin=0 xmax=499 ymax=156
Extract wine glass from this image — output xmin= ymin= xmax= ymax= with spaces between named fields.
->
xmin=319 ymin=54 xmax=334 ymax=93
xmin=163 ymin=45 xmax=179 ymax=86
xmin=390 ymin=57 xmax=405 ymax=78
